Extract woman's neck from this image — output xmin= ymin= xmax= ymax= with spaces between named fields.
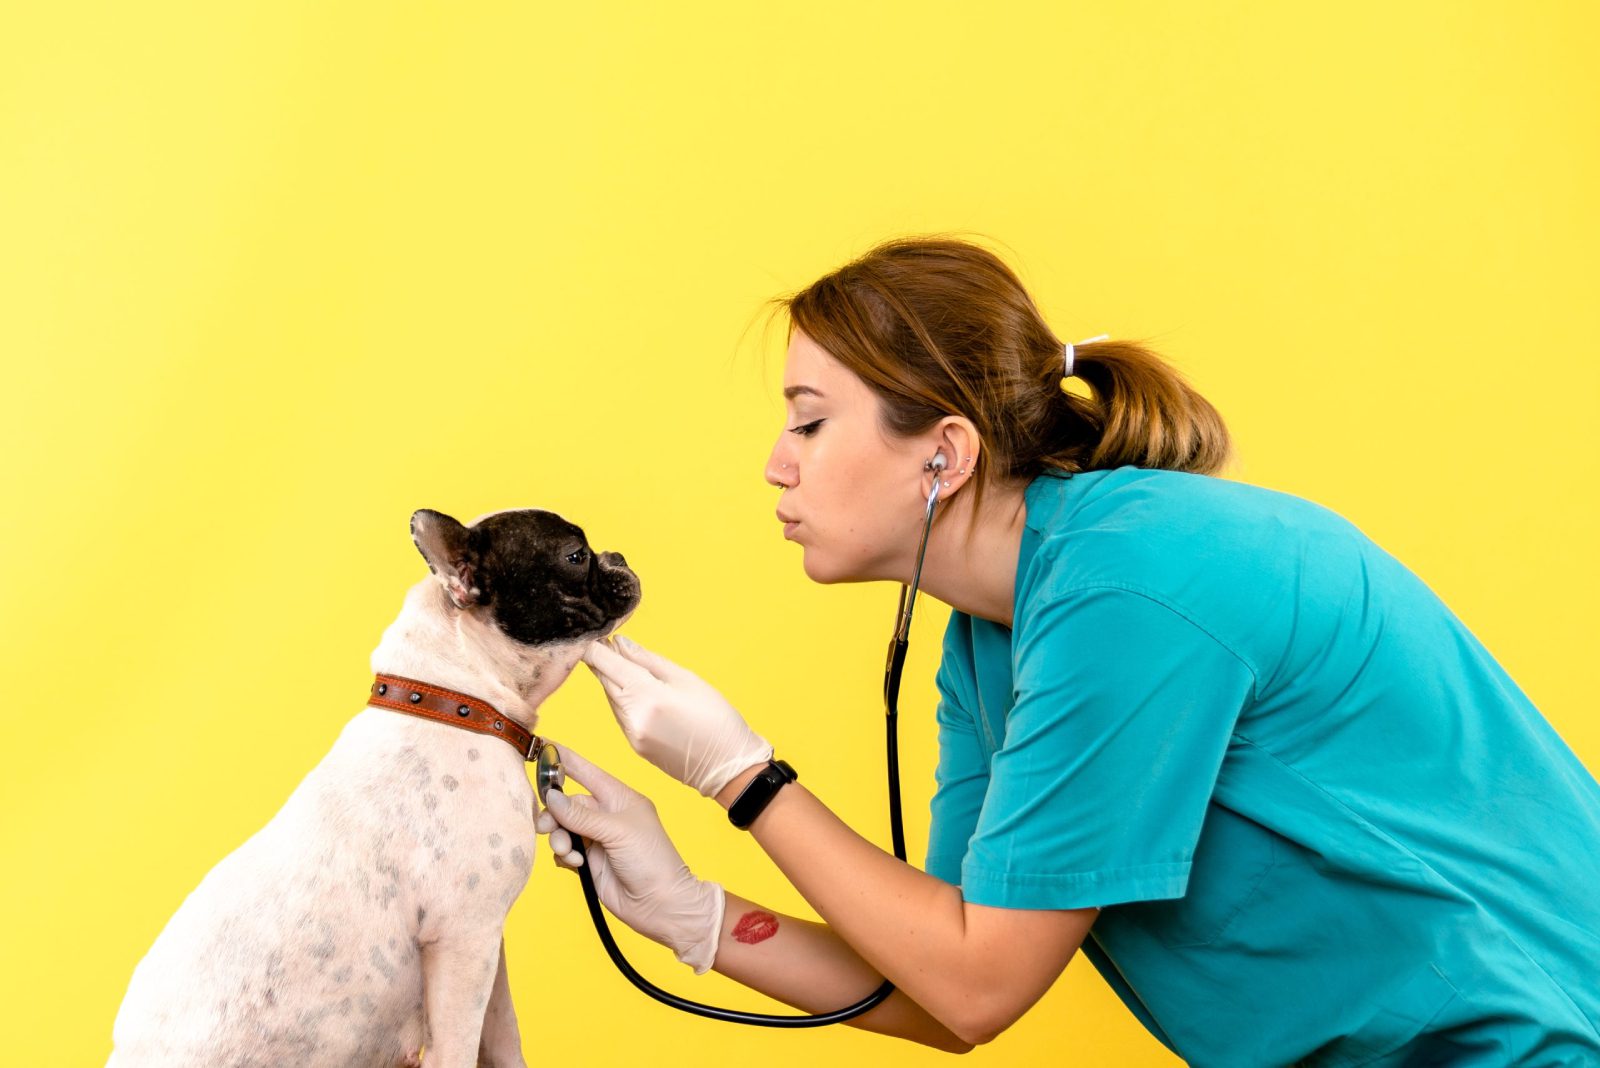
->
xmin=914 ymin=481 xmax=1029 ymax=630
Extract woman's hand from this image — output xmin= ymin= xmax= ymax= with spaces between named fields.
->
xmin=581 ymin=635 xmax=773 ymax=799
xmin=535 ymin=743 xmax=726 ymax=973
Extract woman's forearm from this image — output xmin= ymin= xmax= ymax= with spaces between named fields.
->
xmin=712 ymin=766 xmax=1075 ymax=1044
xmin=711 ymin=888 xmax=972 ymax=1053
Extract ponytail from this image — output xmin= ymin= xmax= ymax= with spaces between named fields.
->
xmin=1054 ymin=337 xmax=1232 ymax=476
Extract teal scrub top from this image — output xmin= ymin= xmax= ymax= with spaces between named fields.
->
xmin=925 ymin=466 xmax=1600 ymax=1066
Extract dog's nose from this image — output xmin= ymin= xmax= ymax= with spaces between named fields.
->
xmin=604 ymin=551 xmax=628 ymax=568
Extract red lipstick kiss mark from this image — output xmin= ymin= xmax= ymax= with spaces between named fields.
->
xmin=732 ymin=910 xmax=779 ymax=945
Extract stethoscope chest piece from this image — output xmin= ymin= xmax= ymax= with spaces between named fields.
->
xmin=535 ymin=742 xmax=565 ymax=803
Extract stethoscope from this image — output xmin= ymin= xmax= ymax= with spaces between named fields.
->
xmin=533 ymin=451 xmax=949 ymax=1027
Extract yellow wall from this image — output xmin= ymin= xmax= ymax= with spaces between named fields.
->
xmin=3 ymin=3 xmax=1595 ymax=1065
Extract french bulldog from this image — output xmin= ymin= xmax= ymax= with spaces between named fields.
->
xmin=107 ymin=507 xmax=639 ymax=1068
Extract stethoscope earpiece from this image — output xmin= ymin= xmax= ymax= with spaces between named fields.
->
xmin=925 ymin=452 xmax=949 ymax=507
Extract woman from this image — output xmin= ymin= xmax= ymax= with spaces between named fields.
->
xmin=535 ymin=236 xmax=1600 ymax=1064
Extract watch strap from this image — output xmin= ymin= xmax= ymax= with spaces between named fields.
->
xmin=728 ymin=759 xmax=798 ymax=830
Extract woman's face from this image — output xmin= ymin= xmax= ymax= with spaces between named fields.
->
xmin=764 ymin=329 xmax=936 ymax=584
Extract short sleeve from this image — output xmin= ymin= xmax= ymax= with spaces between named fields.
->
xmin=960 ymin=585 xmax=1256 ymax=910
xmin=924 ymin=621 xmax=989 ymax=885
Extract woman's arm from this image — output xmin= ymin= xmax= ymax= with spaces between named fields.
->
xmin=711 ymin=889 xmax=973 ymax=1052
xmin=572 ymin=637 xmax=1095 ymax=1045
xmin=716 ymin=768 xmax=1098 ymax=1046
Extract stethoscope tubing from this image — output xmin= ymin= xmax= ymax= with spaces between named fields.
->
xmin=563 ymin=831 xmax=898 ymax=1025
xmin=547 ymin=468 xmax=944 ymax=1026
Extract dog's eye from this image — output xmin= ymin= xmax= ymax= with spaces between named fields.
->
xmin=566 ymin=548 xmax=589 ymax=566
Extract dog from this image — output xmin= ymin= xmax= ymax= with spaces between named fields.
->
xmin=107 ymin=507 xmax=639 ymax=1068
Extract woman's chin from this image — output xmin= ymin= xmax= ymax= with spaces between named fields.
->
xmin=800 ymin=550 xmax=836 ymax=584
xmin=799 ymin=548 xmax=868 ymax=586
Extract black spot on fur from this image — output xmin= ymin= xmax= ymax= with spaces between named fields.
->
xmin=310 ymin=922 xmax=337 ymax=961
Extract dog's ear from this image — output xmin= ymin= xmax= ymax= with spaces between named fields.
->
xmin=410 ymin=509 xmax=485 ymax=610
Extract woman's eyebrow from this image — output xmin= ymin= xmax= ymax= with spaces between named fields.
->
xmin=783 ymin=385 xmax=826 ymax=401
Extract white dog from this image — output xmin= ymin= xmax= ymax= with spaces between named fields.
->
xmin=108 ymin=507 xmax=639 ymax=1068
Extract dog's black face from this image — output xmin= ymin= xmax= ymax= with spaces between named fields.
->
xmin=409 ymin=508 xmax=640 ymax=646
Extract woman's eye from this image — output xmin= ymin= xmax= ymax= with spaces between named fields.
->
xmin=566 ymin=548 xmax=588 ymax=566
xmin=789 ymin=419 xmax=824 ymax=437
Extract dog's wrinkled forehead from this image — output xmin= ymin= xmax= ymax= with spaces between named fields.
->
xmin=411 ymin=507 xmax=590 ymax=604
xmin=469 ymin=508 xmax=587 ymax=558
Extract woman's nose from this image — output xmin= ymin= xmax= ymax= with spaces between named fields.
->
xmin=764 ymin=438 xmax=795 ymax=488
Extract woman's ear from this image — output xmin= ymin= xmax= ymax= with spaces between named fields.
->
xmin=926 ymin=418 xmax=981 ymax=501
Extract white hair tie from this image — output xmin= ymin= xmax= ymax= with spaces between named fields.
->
xmin=1063 ymin=334 xmax=1109 ymax=379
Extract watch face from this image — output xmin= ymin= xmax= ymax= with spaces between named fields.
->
xmin=730 ymin=760 xmax=795 ymax=828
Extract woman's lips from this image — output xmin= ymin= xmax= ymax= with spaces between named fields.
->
xmin=783 ymin=521 xmax=799 ymax=539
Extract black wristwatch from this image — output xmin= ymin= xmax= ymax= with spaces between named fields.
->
xmin=728 ymin=759 xmax=798 ymax=829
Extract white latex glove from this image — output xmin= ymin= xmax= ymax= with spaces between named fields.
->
xmin=535 ymin=743 xmax=726 ymax=974
xmin=581 ymin=635 xmax=773 ymax=799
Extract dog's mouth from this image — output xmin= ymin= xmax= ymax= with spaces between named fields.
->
xmin=567 ymin=556 xmax=639 ymax=642
xmin=592 ymin=556 xmax=641 ymax=613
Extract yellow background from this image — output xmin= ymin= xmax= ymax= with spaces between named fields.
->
xmin=3 ymin=3 xmax=1596 ymax=1064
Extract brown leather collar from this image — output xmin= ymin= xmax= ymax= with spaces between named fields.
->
xmin=368 ymin=673 xmax=544 ymax=760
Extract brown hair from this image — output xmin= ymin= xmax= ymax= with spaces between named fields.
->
xmin=769 ymin=234 xmax=1232 ymax=525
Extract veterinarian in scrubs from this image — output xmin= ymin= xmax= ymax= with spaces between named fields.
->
xmin=535 ymin=237 xmax=1600 ymax=1064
